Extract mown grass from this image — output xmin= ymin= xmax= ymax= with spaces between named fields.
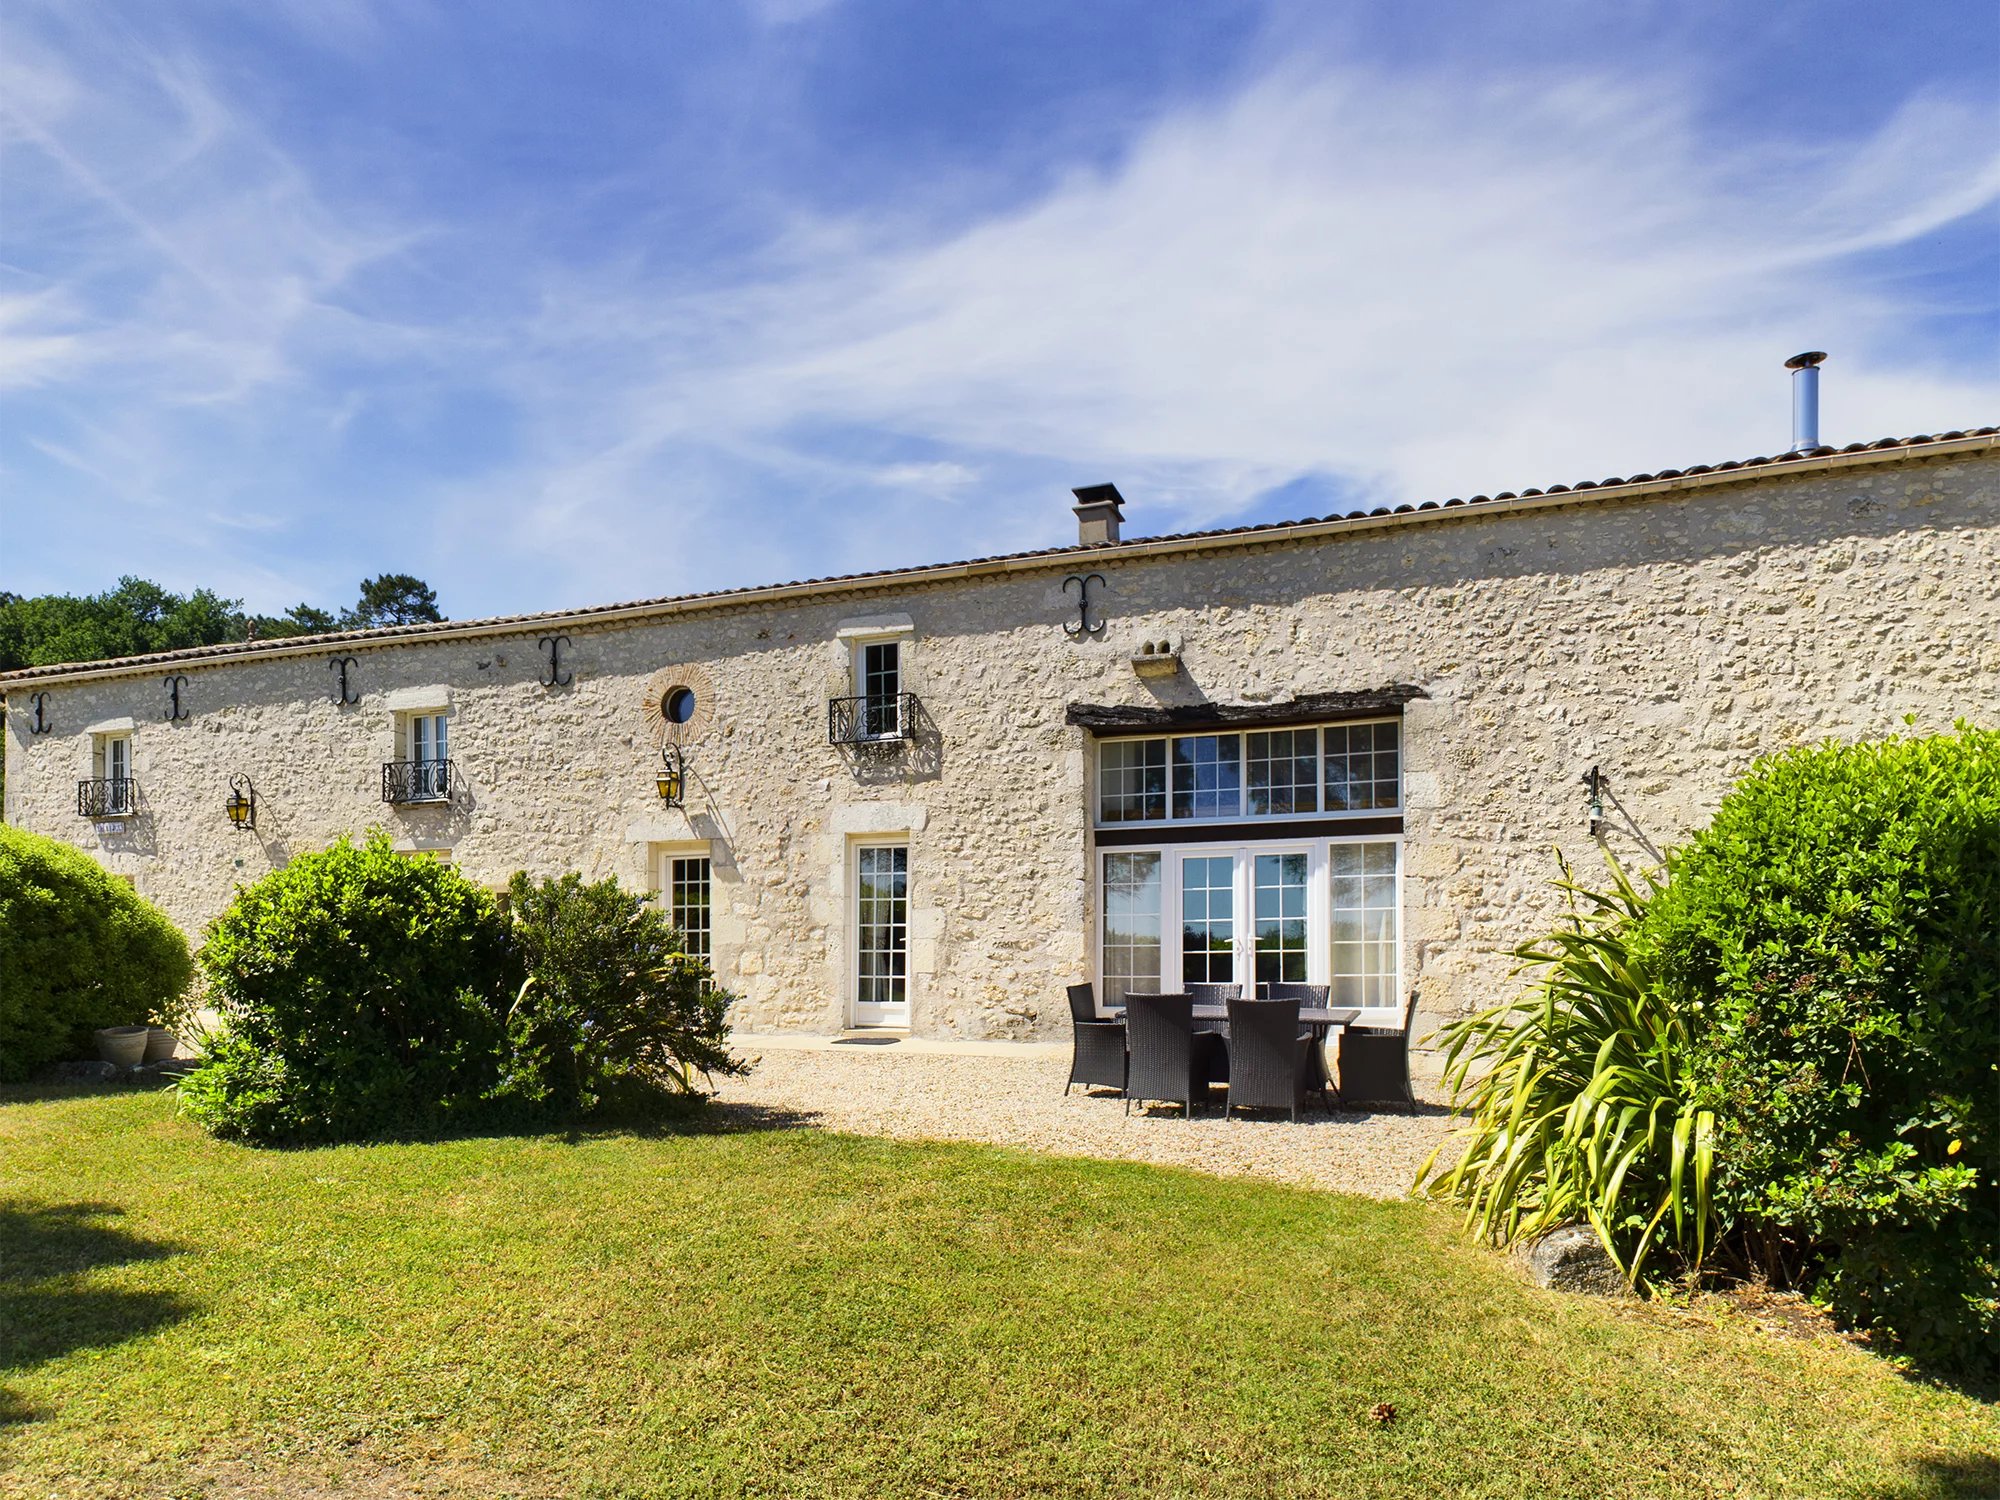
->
xmin=1 ymin=1086 xmax=1994 ymax=1499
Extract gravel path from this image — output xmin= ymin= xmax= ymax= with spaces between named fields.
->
xmin=711 ymin=1044 xmax=1461 ymax=1200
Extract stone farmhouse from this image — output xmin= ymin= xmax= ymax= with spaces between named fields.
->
xmin=4 ymin=418 xmax=1996 ymax=1047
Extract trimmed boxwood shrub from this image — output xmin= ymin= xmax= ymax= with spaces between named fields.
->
xmin=181 ymin=833 xmax=519 ymax=1143
xmin=1637 ymin=725 xmax=1999 ymax=1380
xmin=0 ymin=825 xmax=192 ymax=1081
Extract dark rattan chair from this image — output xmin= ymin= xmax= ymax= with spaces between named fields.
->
xmin=1064 ymin=982 xmax=1127 ymax=1096
xmin=1123 ymin=993 xmax=1217 ymax=1117
xmin=1265 ymin=982 xmax=1332 ymax=1094
xmin=1264 ymin=982 xmax=1329 ymax=1006
xmin=1224 ymin=998 xmax=1322 ymax=1121
xmin=1336 ymin=994 xmax=1418 ymax=1111
xmin=1186 ymin=982 xmax=1245 ymax=1006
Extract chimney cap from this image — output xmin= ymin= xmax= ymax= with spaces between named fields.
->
xmin=1785 ymin=351 xmax=1828 ymax=370
xmin=1071 ymin=482 xmax=1125 ymax=511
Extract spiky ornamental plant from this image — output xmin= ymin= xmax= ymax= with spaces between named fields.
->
xmin=1417 ymin=855 xmax=1717 ymax=1286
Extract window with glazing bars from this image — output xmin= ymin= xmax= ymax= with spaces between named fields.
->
xmin=1171 ymin=734 xmax=1241 ymax=820
xmin=668 ymin=856 xmax=712 ymax=964
xmin=1246 ymin=729 xmax=1319 ymax=816
xmin=859 ymin=641 xmax=902 ymax=738
xmin=855 ymin=845 xmax=908 ymax=1006
xmin=1097 ymin=738 xmax=1168 ymax=822
xmin=1323 ymin=721 xmax=1400 ymax=811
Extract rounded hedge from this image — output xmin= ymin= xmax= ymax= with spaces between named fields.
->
xmin=181 ymin=832 xmax=519 ymax=1143
xmin=1638 ymin=725 xmax=1999 ymax=1380
xmin=0 ymin=825 xmax=193 ymax=1082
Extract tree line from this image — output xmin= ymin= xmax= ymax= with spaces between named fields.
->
xmin=0 ymin=574 xmax=443 ymax=674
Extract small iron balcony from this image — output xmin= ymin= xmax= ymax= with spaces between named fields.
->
xmin=383 ymin=759 xmax=452 ymax=804
xmin=77 ymin=778 xmax=136 ymax=819
xmin=829 ymin=692 xmax=918 ymax=747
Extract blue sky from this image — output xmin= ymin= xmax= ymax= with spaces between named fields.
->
xmin=2 ymin=0 xmax=1996 ymax=620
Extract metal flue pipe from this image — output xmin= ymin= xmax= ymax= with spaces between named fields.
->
xmin=1786 ymin=351 xmax=1827 ymax=452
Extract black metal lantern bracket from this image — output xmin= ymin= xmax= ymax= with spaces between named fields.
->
xmin=656 ymin=743 xmax=687 ymax=808
xmin=225 ymin=773 xmax=257 ymax=832
xmin=1582 ymin=765 xmax=1606 ymax=837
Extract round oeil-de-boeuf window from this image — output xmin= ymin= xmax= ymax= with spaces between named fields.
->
xmin=642 ymin=664 xmax=714 ymax=737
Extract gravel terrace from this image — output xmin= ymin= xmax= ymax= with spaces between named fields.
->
xmin=711 ymin=1039 xmax=1461 ymax=1199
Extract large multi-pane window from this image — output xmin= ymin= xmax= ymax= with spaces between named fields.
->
xmin=667 ymin=856 xmax=712 ymax=964
xmin=1330 ymin=841 xmax=1400 ymax=1007
xmin=1246 ymin=730 xmax=1319 ymax=817
xmin=1096 ymin=720 xmax=1399 ymax=826
xmin=1171 ymin=735 xmax=1242 ymax=820
xmin=1098 ymin=738 xmax=1168 ymax=823
xmin=1100 ymin=852 xmax=1162 ymax=1008
xmin=1323 ymin=721 xmax=1401 ymax=812
xmin=1099 ymin=838 xmax=1402 ymax=1019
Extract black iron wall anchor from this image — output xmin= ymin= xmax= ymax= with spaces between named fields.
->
xmin=1062 ymin=572 xmax=1108 ymax=637
xmin=28 ymin=692 xmax=52 ymax=734
xmin=164 ymin=673 xmax=190 ymax=722
xmin=538 ymin=634 xmax=573 ymax=688
xmin=329 ymin=655 xmax=360 ymax=705
xmin=1583 ymin=764 xmax=1606 ymax=837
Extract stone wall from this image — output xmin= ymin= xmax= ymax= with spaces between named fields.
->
xmin=6 ymin=448 xmax=1997 ymax=1043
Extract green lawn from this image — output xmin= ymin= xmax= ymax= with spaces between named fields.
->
xmin=2 ymin=1088 xmax=1993 ymax=1499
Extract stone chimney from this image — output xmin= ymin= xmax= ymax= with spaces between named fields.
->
xmin=1071 ymin=483 xmax=1125 ymax=546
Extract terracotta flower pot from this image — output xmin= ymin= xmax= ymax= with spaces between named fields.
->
xmin=94 ymin=1026 xmax=149 ymax=1068
xmin=143 ymin=1028 xmax=178 ymax=1063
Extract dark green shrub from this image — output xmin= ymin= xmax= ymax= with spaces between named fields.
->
xmin=183 ymin=833 xmax=518 ymax=1143
xmin=0 ymin=826 xmax=192 ymax=1080
xmin=1637 ymin=726 xmax=2000 ymax=1380
xmin=499 ymin=871 xmax=744 ymax=1115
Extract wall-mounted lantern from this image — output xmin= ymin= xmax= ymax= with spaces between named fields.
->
xmin=225 ymin=773 xmax=257 ymax=832
xmin=656 ymin=745 xmax=686 ymax=808
xmin=1582 ymin=764 xmax=1605 ymax=837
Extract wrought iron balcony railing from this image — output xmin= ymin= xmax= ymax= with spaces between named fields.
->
xmin=77 ymin=778 xmax=136 ymax=819
xmin=829 ymin=692 xmax=918 ymax=747
xmin=383 ymin=758 xmax=452 ymax=804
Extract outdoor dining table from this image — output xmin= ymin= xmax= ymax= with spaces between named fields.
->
xmin=1104 ymin=1003 xmax=1362 ymax=1094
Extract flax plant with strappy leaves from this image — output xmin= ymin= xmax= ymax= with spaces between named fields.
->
xmin=1417 ymin=854 xmax=1717 ymax=1286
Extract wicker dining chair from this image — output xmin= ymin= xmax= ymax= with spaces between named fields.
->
xmin=1336 ymin=993 xmax=1419 ymax=1111
xmin=1186 ymin=982 xmax=1246 ymax=1006
xmin=1223 ymin=997 xmax=1322 ymax=1122
xmin=1123 ymin=993 xmax=1216 ymax=1117
xmin=1264 ymin=982 xmax=1333 ymax=1095
xmin=1064 ymin=982 xmax=1127 ymax=1096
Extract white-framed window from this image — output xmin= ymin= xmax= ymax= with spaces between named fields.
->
xmin=851 ymin=638 xmax=904 ymax=739
xmin=90 ymin=733 xmax=135 ymax=815
xmin=1093 ymin=719 xmax=1401 ymax=829
xmin=664 ymin=855 xmax=712 ymax=965
xmin=1096 ymin=834 xmax=1404 ymax=1023
xmin=399 ymin=711 xmax=449 ymax=801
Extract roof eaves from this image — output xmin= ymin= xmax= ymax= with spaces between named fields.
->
xmin=3 ymin=427 xmax=1993 ymax=691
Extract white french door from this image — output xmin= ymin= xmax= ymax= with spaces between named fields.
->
xmin=851 ymin=843 xmax=910 ymax=1028
xmin=1100 ymin=835 xmax=1402 ymax=1022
